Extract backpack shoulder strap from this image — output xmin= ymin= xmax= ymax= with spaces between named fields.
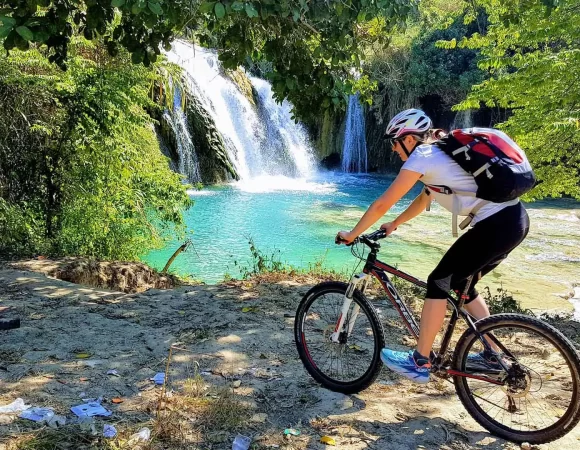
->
xmin=425 ymin=185 xmax=486 ymax=237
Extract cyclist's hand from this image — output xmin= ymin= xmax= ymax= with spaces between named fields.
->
xmin=335 ymin=230 xmax=355 ymax=245
xmin=380 ymin=221 xmax=398 ymax=236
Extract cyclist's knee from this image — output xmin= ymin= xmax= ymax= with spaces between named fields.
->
xmin=462 ymin=289 xmax=480 ymax=304
xmin=426 ymin=273 xmax=451 ymax=300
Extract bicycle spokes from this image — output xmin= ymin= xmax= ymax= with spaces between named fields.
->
xmin=463 ymin=326 xmax=574 ymax=432
xmin=300 ymin=292 xmax=377 ymax=383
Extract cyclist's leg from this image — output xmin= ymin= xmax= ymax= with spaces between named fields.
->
xmin=383 ymin=203 xmax=529 ymax=381
xmin=382 ymin=223 xmax=487 ymax=380
xmin=416 ymin=226 xmax=488 ymax=356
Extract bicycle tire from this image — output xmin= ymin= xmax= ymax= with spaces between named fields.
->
xmin=294 ymin=281 xmax=386 ymax=394
xmin=453 ymin=313 xmax=580 ymax=444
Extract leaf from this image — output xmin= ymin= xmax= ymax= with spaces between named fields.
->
xmin=75 ymin=352 xmax=92 ymax=359
xmin=214 ymin=2 xmax=225 ymax=19
xmin=15 ymin=26 xmax=34 ymax=41
xmin=231 ymin=1 xmax=244 ymax=11
xmin=148 ymin=1 xmax=163 ymax=15
xmin=0 ymin=16 xmax=16 ymax=39
xmin=198 ymin=1 xmax=215 ymax=13
xmin=320 ymin=436 xmax=336 ymax=446
xmin=245 ymin=3 xmax=258 ymax=18
xmin=111 ymin=0 xmax=125 ymax=7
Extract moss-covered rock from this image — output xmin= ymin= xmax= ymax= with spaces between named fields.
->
xmin=152 ymin=80 xmax=239 ymax=184
xmin=225 ymin=68 xmax=256 ymax=107
xmin=185 ymin=92 xmax=239 ymax=183
xmin=312 ymin=110 xmax=345 ymax=164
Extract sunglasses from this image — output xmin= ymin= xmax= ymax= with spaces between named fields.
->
xmin=385 ymin=137 xmax=402 ymax=149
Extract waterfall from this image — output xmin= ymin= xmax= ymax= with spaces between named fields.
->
xmin=251 ymin=77 xmax=316 ymax=178
xmin=342 ymin=94 xmax=368 ymax=173
xmin=451 ymin=109 xmax=474 ymax=130
xmin=163 ymin=85 xmax=201 ymax=183
xmin=166 ymin=41 xmax=316 ymax=181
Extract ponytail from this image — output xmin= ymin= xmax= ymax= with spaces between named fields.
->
xmin=417 ymin=128 xmax=447 ymax=144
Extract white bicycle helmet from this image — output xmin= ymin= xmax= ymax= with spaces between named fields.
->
xmin=384 ymin=108 xmax=432 ymax=139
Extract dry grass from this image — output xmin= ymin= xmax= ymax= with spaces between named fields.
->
xmin=5 ymin=426 xmax=103 ymax=450
xmin=152 ymin=368 xmax=251 ymax=448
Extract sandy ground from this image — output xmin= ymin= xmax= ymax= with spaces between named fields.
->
xmin=1 ymin=264 xmax=579 ymax=449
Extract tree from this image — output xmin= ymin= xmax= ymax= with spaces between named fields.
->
xmin=448 ymin=0 xmax=580 ymax=199
xmin=0 ymin=41 xmax=192 ymax=258
xmin=0 ymin=1 xmax=417 ymax=121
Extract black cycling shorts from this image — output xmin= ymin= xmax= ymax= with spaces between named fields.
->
xmin=426 ymin=202 xmax=530 ymax=303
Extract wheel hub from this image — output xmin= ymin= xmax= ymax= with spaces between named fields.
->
xmin=502 ymin=367 xmax=532 ymax=398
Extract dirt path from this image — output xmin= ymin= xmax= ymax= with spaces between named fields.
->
xmin=1 ymin=266 xmax=579 ymax=449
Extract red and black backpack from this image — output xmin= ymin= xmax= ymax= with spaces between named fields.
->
xmin=435 ymin=127 xmax=536 ymax=203
xmin=425 ymin=128 xmax=536 ymax=236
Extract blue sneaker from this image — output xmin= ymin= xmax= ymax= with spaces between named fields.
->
xmin=380 ymin=349 xmax=431 ymax=384
xmin=467 ymin=352 xmax=503 ymax=371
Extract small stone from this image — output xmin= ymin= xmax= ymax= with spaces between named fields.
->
xmin=232 ymin=380 xmax=241 ymax=388
xmin=521 ymin=443 xmax=531 ymax=450
xmin=250 ymin=413 xmax=267 ymax=423
xmin=335 ymin=397 xmax=354 ymax=410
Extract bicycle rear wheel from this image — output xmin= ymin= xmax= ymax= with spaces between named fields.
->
xmin=453 ymin=313 xmax=580 ymax=444
xmin=294 ymin=281 xmax=385 ymax=394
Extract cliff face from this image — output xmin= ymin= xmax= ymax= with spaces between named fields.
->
xmin=155 ymin=80 xmax=241 ymax=184
xmin=310 ymin=89 xmax=501 ymax=174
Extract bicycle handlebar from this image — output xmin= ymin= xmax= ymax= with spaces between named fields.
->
xmin=335 ymin=229 xmax=388 ymax=247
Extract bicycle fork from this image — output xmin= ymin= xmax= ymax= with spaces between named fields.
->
xmin=330 ymin=273 xmax=370 ymax=343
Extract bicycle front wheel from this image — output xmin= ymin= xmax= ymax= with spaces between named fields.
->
xmin=294 ymin=281 xmax=386 ymax=394
xmin=453 ymin=313 xmax=580 ymax=444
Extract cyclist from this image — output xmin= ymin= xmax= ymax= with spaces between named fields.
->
xmin=336 ymin=108 xmax=530 ymax=383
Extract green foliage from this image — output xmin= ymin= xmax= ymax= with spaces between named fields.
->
xmin=481 ymin=286 xmax=533 ymax=315
xmin=365 ymin=1 xmax=483 ymax=119
xmin=0 ymin=0 xmax=196 ymax=69
xmin=193 ymin=1 xmax=418 ymax=120
xmin=0 ymin=40 xmax=192 ymax=259
xmin=0 ymin=1 xmax=417 ymax=121
xmin=453 ymin=0 xmax=580 ymax=200
xmin=233 ymin=237 xmax=286 ymax=278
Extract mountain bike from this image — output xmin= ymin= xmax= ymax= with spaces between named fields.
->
xmin=294 ymin=229 xmax=580 ymax=444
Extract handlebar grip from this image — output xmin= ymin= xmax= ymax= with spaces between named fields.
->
xmin=0 ymin=318 xmax=20 ymax=330
xmin=335 ymin=235 xmax=356 ymax=246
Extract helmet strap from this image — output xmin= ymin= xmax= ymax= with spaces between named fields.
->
xmin=401 ymin=137 xmax=421 ymax=157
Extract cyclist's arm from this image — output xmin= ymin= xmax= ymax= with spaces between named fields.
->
xmin=349 ymin=169 xmax=422 ymax=237
xmin=393 ymin=190 xmax=430 ymax=228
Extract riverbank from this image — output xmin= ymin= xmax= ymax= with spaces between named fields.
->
xmin=1 ymin=264 xmax=579 ymax=449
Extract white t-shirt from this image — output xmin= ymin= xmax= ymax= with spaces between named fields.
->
xmin=402 ymin=144 xmax=518 ymax=225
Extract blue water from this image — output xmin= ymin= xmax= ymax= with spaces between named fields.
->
xmin=144 ymin=173 xmax=580 ymax=311
xmin=145 ymin=173 xmax=420 ymax=280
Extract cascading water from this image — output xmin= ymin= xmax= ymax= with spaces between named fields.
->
xmin=451 ymin=109 xmax=474 ymax=130
xmin=165 ymin=41 xmax=316 ymax=183
xmin=163 ymin=85 xmax=201 ymax=183
xmin=252 ymin=77 xmax=316 ymax=179
xmin=341 ymin=93 xmax=368 ymax=173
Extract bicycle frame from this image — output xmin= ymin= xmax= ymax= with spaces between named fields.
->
xmin=332 ymin=243 xmax=510 ymax=385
